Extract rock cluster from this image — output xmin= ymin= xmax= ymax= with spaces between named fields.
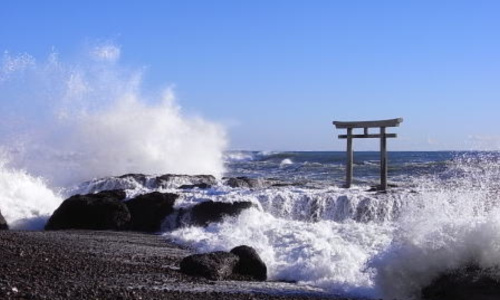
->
xmin=45 ymin=190 xmax=179 ymax=232
xmin=180 ymin=245 xmax=267 ymax=282
xmin=45 ymin=189 xmax=255 ymax=232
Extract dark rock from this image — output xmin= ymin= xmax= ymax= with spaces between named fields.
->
xmin=190 ymin=201 xmax=255 ymax=226
xmin=422 ymin=264 xmax=500 ymax=300
xmin=155 ymin=174 xmax=217 ymax=189
xmin=75 ymin=174 xmax=217 ymax=194
xmin=179 ymin=183 xmax=212 ymax=189
xmin=0 ymin=209 xmax=8 ymax=230
xmin=125 ymin=192 xmax=178 ymax=232
xmin=224 ymin=177 xmax=263 ymax=188
xmin=230 ymin=245 xmax=267 ymax=281
xmin=45 ymin=190 xmax=130 ymax=230
xmin=180 ymin=251 xmax=239 ymax=281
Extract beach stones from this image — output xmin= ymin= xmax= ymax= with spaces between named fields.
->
xmin=180 ymin=251 xmax=239 ymax=281
xmin=421 ymin=264 xmax=500 ymax=300
xmin=125 ymin=192 xmax=178 ymax=232
xmin=190 ymin=200 xmax=255 ymax=226
xmin=230 ymin=245 xmax=267 ymax=281
xmin=0 ymin=209 xmax=8 ymax=230
xmin=180 ymin=245 xmax=267 ymax=281
xmin=45 ymin=190 xmax=130 ymax=230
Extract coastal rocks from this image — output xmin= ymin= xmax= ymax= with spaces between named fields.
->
xmin=0 ymin=209 xmax=8 ymax=230
xmin=180 ymin=251 xmax=239 ymax=281
xmin=45 ymin=190 xmax=130 ymax=230
xmin=125 ymin=192 xmax=178 ymax=232
xmin=230 ymin=245 xmax=267 ymax=281
xmin=224 ymin=177 xmax=263 ymax=188
xmin=190 ymin=201 xmax=255 ymax=226
xmin=155 ymin=174 xmax=217 ymax=189
xmin=179 ymin=183 xmax=212 ymax=189
xmin=421 ymin=264 xmax=500 ymax=300
xmin=73 ymin=174 xmax=217 ymax=195
xmin=180 ymin=245 xmax=267 ymax=281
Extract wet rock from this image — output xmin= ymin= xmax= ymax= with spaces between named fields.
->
xmin=179 ymin=183 xmax=212 ymax=189
xmin=0 ymin=209 xmax=8 ymax=230
xmin=230 ymin=245 xmax=267 ymax=281
xmin=190 ymin=201 xmax=255 ymax=226
xmin=180 ymin=251 xmax=239 ymax=281
xmin=422 ymin=264 xmax=500 ymax=300
xmin=45 ymin=190 xmax=130 ymax=230
xmin=73 ymin=174 xmax=217 ymax=194
xmin=125 ymin=192 xmax=178 ymax=232
xmin=224 ymin=177 xmax=263 ymax=188
xmin=155 ymin=174 xmax=217 ymax=189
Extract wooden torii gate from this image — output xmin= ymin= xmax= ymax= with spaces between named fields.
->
xmin=332 ymin=118 xmax=403 ymax=190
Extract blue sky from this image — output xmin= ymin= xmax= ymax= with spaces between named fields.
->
xmin=1 ymin=0 xmax=500 ymax=151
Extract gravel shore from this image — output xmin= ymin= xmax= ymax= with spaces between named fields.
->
xmin=0 ymin=230 xmax=360 ymax=300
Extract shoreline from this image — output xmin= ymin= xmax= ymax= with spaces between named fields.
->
xmin=0 ymin=230 xmax=360 ymax=300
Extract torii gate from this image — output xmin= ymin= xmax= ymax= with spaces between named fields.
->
xmin=332 ymin=118 xmax=403 ymax=190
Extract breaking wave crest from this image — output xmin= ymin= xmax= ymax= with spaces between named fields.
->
xmin=0 ymin=45 xmax=227 ymax=188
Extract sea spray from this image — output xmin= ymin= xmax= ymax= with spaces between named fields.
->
xmin=0 ymin=157 xmax=62 ymax=229
xmin=0 ymin=44 xmax=227 ymax=228
xmin=0 ymin=45 xmax=227 ymax=189
xmin=371 ymin=152 xmax=500 ymax=299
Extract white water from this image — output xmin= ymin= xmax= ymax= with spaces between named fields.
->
xmin=0 ymin=157 xmax=61 ymax=229
xmin=0 ymin=45 xmax=227 ymax=188
xmin=162 ymin=155 xmax=500 ymax=299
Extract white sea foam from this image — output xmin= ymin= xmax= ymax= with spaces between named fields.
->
xmin=371 ymin=155 xmax=500 ymax=299
xmin=0 ymin=46 xmax=227 ymax=188
xmin=280 ymin=158 xmax=293 ymax=167
xmin=0 ymin=157 xmax=62 ymax=229
xmin=164 ymin=153 xmax=500 ymax=299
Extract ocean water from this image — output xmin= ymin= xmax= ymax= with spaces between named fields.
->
xmin=163 ymin=151 xmax=500 ymax=299
xmin=2 ymin=47 xmax=500 ymax=299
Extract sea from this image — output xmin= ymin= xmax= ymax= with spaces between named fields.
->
xmin=3 ymin=150 xmax=500 ymax=299
xmin=2 ymin=48 xmax=500 ymax=299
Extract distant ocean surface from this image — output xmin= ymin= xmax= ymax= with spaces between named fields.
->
xmin=224 ymin=151 xmax=456 ymax=187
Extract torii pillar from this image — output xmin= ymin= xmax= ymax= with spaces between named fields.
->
xmin=332 ymin=118 xmax=403 ymax=190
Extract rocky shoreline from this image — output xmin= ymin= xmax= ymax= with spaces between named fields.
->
xmin=0 ymin=230 xmax=355 ymax=300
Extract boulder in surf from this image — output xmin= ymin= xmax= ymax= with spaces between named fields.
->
xmin=230 ymin=245 xmax=267 ymax=281
xmin=125 ymin=192 xmax=178 ymax=232
xmin=45 ymin=190 xmax=130 ymax=230
xmin=190 ymin=200 xmax=255 ymax=226
xmin=421 ymin=264 xmax=500 ymax=300
xmin=180 ymin=251 xmax=239 ymax=281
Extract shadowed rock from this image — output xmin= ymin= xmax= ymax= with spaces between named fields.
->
xmin=180 ymin=251 xmax=239 ymax=281
xmin=190 ymin=201 xmax=255 ymax=226
xmin=155 ymin=174 xmax=217 ymax=189
xmin=0 ymin=209 xmax=8 ymax=230
xmin=45 ymin=190 xmax=130 ymax=230
xmin=178 ymin=183 xmax=212 ymax=189
xmin=230 ymin=245 xmax=267 ymax=281
xmin=422 ymin=264 xmax=500 ymax=300
xmin=125 ymin=192 xmax=178 ymax=232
